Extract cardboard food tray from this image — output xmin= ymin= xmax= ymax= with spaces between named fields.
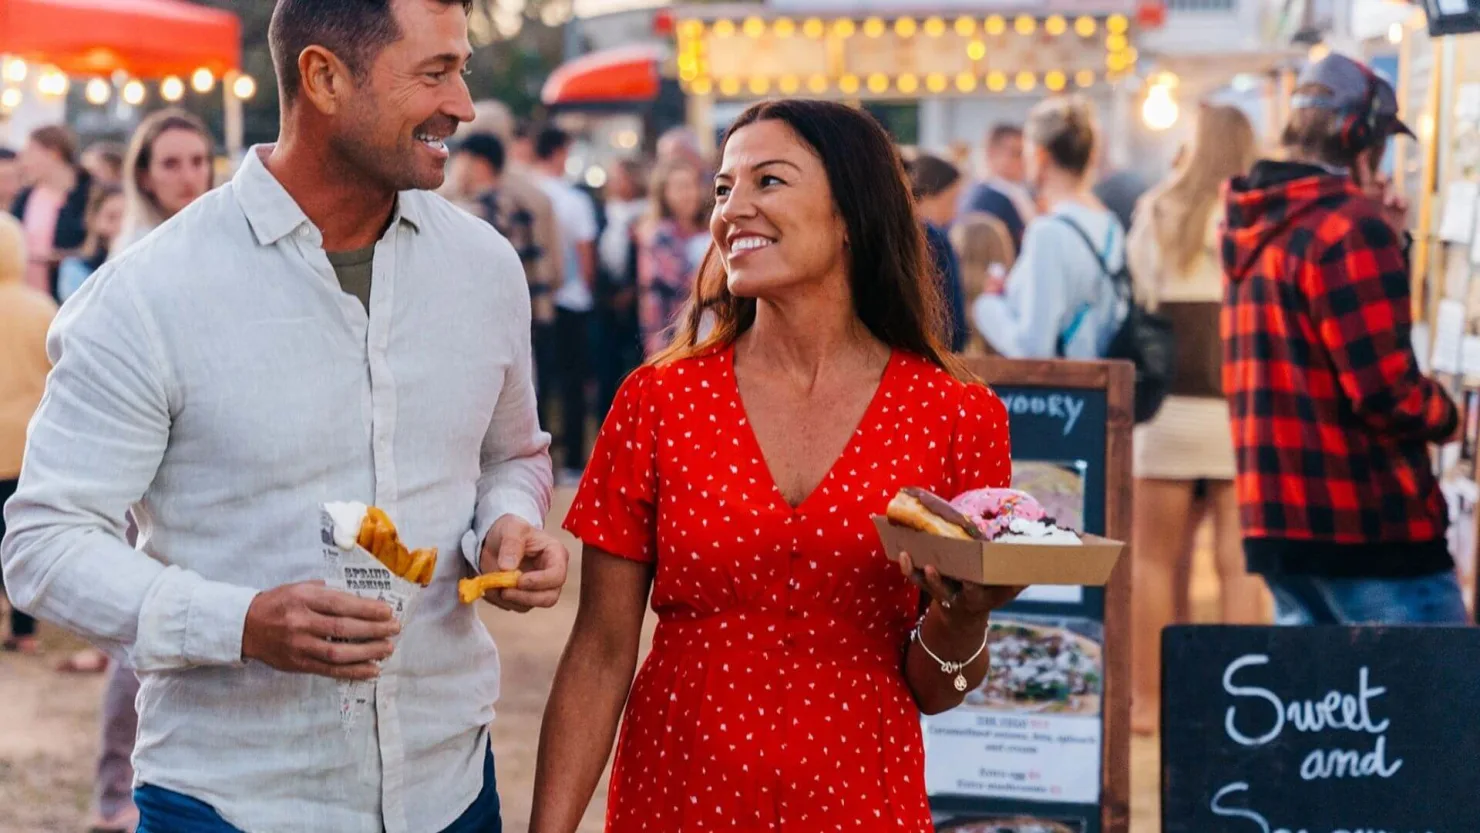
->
xmin=873 ymin=516 xmax=1124 ymax=586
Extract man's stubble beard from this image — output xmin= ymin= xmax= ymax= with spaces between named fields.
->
xmin=330 ymin=105 xmax=443 ymax=194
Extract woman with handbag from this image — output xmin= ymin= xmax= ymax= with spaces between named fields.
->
xmin=1125 ymin=103 xmax=1266 ymax=736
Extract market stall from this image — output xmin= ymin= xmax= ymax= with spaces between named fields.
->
xmin=1401 ymin=1 xmax=1480 ymax=615
xmin=0 ymin=0 xmax=254 ymax=156
xmin=540 ymin=40 xmax=688 ymax=175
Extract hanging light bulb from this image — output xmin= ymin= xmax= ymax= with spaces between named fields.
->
xmin=2 ymin=58 xmax=26 ymax=84
xmin=192 ymin=68 xmax=216 ymax=94
xmin=161 ymin=75 xmax=185 ymax=101
xmin=1 ymin=88 xmax=22 ymax=110
xmin=232 ymin=74 xmax=257 ymax=100
xmin=122 ymin=79 xmax=147 ymax=105
xmin=37 ymin=69 xmax=69 ymax=98
xmin=1142 ymin=83 xmax=1179 ymax=131
xmin=85 ymin=78 xmax=111 ymax=105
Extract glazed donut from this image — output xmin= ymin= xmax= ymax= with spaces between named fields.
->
xmin=885 ymin=488 xmax=987 ymax=541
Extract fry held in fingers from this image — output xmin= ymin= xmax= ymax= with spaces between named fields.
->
xmin=458 ymin=571 xmax=523 ymax=604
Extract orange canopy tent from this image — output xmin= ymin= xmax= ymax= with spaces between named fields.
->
xmin=0 ymin=0 xmax=241 ymax=78
xmin=541 ymin=45 xmax=665 ymax=107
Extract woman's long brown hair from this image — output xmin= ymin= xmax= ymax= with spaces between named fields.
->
xmin=650 ymin=99 xmax=971 ymax=380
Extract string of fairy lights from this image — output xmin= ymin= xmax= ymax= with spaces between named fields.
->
xmin=675 ymin=12 xmax=1138 ymax=99
xmin=0 ymin=57 xmax=258 ymax=115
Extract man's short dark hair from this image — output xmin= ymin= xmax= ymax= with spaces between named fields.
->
xmin=987 ymin=124 xmax=1023 ymax=149
xmin=269 ymin=0 xmax=472 ymax=104
xmin=457 ymin=133 xmax=505 ymax=175
xmin=534 ymin=125 xmax=571 ymax=162
xmin=512 ymin=118 xmax=535 ymax=141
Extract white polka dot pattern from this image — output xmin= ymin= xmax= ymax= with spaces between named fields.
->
xmin=564 ymin=345 xmax=1011 ymax=830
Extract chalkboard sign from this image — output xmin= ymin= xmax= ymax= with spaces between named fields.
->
xmin=1163 ymin=625 xmax=1480 ymax=833
xmin=927 ymin=358 xmax=1134 ymax=833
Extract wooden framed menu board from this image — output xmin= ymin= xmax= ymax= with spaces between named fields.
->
xmin=1162 ymin=625 xmax=1480 ymax=833
xmin=926 ymin=357 xmax=1134 ymax=833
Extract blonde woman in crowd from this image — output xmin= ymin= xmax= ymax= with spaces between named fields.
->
xmin=950 ymin=212 xmax=1016 ymax=354
xmin=113 ymin=108 xmax=215 ymax=255
xmin=1126 ymin=103 xmax=1263 ymax=735
xmin=972 ymin=95 xmax=1127 ymax=359
xmin=636 ymin=156 xmax=710 ymax=356
xmin=0 ymin=214 xmax=55 ymax=655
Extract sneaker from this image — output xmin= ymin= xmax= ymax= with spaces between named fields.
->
xmin=557 ymin=468 xmax=585 ymax=488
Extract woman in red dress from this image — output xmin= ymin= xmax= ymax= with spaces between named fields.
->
xmin=531 ymin=99 xmax=1019 ymax=831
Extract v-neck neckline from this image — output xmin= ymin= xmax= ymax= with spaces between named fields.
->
xmin=724 ymin=344 xmax=899 ymax=514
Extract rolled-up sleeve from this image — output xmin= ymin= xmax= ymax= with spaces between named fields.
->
xmin=470 ymin=241 xmax=554 ymax=569
xmin=0 ymin=275 xmax=258 ymax=670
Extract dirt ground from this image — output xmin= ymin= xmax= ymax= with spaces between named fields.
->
xmin=0 ymin=489 xmax=1163 ymax=833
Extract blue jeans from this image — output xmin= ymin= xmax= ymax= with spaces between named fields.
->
xmin=135 ymin=746 xmax=500 ymax=833
xmin=1265 ymin=571 xmax=1471 ymax=625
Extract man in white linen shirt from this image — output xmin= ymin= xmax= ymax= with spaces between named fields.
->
xmin=0 ymin=1 xmax=566 ymax=832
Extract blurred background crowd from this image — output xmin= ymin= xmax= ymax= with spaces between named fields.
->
xmin=0 ymin=0 xmax=1471 ymax=829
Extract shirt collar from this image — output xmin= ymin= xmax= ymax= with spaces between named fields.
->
xmin=233 ymin=144 xmax=424 ymax=247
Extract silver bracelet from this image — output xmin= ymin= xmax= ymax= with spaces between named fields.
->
xmin=911 ymin=620 xmax=988 ymax=692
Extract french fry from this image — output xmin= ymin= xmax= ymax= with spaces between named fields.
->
xmin=416 ymin=549 xmax=439 ymax=585
xmin=458 ymin=571 xmax=522 ymax=604
xmin=405 ymin=549 xmax=434 ymax=587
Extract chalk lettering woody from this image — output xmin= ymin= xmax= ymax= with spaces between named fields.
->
xmin=1000 ymin=393 xmax=1085 ymax=437
xmin=1208 ymin=654 xmax=1426 ymax=833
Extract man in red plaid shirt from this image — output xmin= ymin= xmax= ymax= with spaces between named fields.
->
xmin=1221 ymin=54 xmax=1467 ymax=625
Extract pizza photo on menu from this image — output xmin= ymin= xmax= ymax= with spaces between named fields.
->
xmin=938 ymin=815 xmax=1085 ymax=833
xmin=962 ymin=614 xmax=1103 ymax=716
xmin=1009 ymin=461 xmax=1086 ymax=533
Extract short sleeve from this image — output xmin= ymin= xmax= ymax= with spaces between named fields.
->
xmin=573 ymin=190 xmax=599 ymax=242
xmin=950 ymin=383 xmax=1012 ymax=494
xmin=562 ymin=364 xmax=659 ymax=562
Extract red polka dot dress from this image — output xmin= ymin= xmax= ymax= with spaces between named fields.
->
xmin=563 ymin=345 xmax=1011 ymax=831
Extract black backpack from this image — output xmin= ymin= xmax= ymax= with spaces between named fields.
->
xmin=1053 ymin=215 xmax=1175 ymax=424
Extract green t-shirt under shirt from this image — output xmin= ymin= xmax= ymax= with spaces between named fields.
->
xmin=326 ymin=245 xmax=375 ymax=313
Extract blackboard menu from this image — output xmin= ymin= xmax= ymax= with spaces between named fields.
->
xmin=1163 ymin=625 xmax=1480 ymax=833
xmin=927 ymin=383 xmax=1114 ymax=833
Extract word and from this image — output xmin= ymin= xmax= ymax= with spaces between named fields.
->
xmin=999 ymin=393 xmax=1085 ymax=436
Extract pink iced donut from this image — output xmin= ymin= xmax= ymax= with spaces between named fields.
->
xmin=949 ymin=488 xmax=1046 ymax=540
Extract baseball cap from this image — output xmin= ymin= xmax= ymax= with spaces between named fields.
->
xmin=1292 ymin=53 xmax=1414 ymax=140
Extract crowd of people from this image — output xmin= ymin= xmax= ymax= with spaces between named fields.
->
xmin=0 ymin=0 xmax=1464 ymax=826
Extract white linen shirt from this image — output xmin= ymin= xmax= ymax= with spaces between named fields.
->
xmin=0 ymin=146 xmax=553 ymax=833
